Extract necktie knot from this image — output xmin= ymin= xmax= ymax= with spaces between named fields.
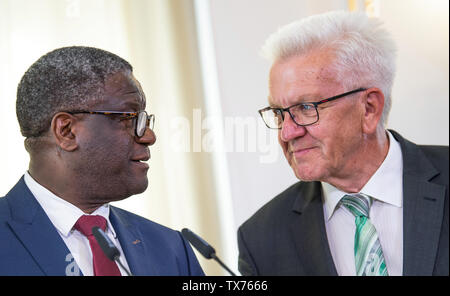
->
xmin=74 ymin=215 xmax=107 ymax=237
xmin=340 ymin=193 xmax=372 ymax=218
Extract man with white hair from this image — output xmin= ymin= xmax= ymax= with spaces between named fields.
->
xmin=238 ymin=11 xmax=448 ymax=276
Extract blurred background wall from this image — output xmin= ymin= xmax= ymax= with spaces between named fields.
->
xmin=0 ymin=0 xmax=448 ymax=275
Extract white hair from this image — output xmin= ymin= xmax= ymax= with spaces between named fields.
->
xmin=261 ymin=10 xmax=397 ymax=126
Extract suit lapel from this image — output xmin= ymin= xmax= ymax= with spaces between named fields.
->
xmin=403 ymin=177 xmax=445 ymax=275
xmin=289 ymin=182 xmax=338 ymax=275
xmin=109 ymin=207 xmax=157 ymax=276
xmin=6 ymin=177 xmax=72 ymax=275
xmin=393 ymin=131 xmax=446 ymax=275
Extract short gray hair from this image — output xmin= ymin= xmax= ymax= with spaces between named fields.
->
xmin=261 ymin=10 xmax=397 ymax=126
xmin=16 ymin=46 xmax=132 ymax=138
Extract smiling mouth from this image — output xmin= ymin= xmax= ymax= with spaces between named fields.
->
xmin=130 ymin=152 xmax=150 ymax=169
xmin=291 ymin=147 xmax=316 ymax=158
xmin=131 ymin=160 xmax=149 ymax=169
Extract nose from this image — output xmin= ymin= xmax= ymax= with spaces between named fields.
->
xmin=279 ymin=112 xmax=306 ymax=142
xmin=135 ymin=127 xmax=156 ymax=146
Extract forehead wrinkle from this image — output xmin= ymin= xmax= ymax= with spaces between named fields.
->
xmin=269 ymin=51 xmax=341 ymax=108
xmin=104 ymin=71 xmax=147 ymax=110
xmin=119 ymin=98 xmax=141 ymax=110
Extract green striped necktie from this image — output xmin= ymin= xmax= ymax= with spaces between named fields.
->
xmin=340 ymin=193 xmax=389 ymax=276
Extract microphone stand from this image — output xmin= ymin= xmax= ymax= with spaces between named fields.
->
xmin=210 ymin=253 xmax=236 ymax=276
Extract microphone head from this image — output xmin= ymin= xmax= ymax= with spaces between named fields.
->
xmin=92 ymin=227 xmax=120 ymax=261
xmin=181 ymin=228 xmax=216 ymax=259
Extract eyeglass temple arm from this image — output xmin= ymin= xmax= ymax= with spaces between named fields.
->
xmin=313 ymin=87 xmax=367 ymax=106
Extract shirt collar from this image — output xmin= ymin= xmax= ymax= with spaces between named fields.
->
xmin=322 ymin=182 xmax=346 ymax=221
xmin=322 ymin=130 xmax=403 ymax=220
xmin=23 ymin=172 xmax=116 ymax=238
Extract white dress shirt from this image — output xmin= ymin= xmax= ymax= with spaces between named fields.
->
xmin=322 ymin=131 xmax=404 ymax=276
xmin=24 ymin=172 xmax=131 ymax=276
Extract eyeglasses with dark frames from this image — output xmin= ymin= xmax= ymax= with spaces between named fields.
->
xmin=67 ymin=110 xmax=155 ymax=137
xmin=258 ymin=88 xmax=367 ymax=129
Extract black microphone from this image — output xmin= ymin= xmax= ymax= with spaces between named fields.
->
xmin=181 ymin=228 xmax=236 ymax=276
xmin=92 ymin=226 xmax=133 ymax=276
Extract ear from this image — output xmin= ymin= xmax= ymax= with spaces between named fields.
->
xmin=50 ymin=112 xmax=79 ymax=152
xmin=361 ymin=88 xmax=385 ymax=134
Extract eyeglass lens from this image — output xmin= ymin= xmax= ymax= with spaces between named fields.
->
xmin=263 ymin=104 xmax=317 ymax=128
xmin=136 ymin=111 xmax=155 ymax=137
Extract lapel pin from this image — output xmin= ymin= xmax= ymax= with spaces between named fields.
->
xmin=132 ymin=239 xmax=141 ymax=245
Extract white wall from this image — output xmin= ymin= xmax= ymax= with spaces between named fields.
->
xmin=207 ymin=0 xmax=449 ymax=233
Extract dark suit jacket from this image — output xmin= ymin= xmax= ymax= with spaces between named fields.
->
xmin=0 ymin=177 xmax=205 ymax=276
xmin=238 ymin=130 xmax=449 ymax=275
